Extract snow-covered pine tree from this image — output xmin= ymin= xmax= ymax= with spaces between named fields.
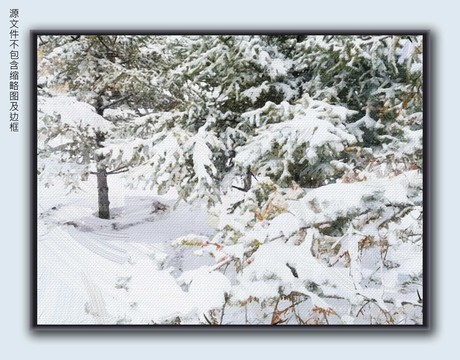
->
xmin=167 ymin=35 xmax=424 ymax=324
xmin=38 ymin=35 xmax=181 ymax=218
xmin=290 ymin=35 xmax=423 ymax=177
xmin=115 ymin=35 xmax=422 ymax=201
xmin=114 ymin=35 xmax=300 ymax=204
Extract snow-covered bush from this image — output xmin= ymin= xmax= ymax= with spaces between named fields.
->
xmin=178 ymin=167 xmax=422 ymax=324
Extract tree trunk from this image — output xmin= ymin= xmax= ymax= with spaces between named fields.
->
xmin=243 ymin=166 xmax=252 ymax=191
xmin=95 ymin=129 xmax=110 ymax=219
xmin=96 ymin=164 xmax=110 ymax=219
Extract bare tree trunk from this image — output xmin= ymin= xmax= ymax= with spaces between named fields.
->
xmin=96 ymin=163 xmax=110 ymax=219
xmin=95 ymin=129 xmax=110 ymax=219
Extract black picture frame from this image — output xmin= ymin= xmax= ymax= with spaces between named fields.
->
xmin=32 ymin=30 xmax=431 ymax=331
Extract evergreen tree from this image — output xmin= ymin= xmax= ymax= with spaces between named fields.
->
xmin=38 ymin=35 xmax=180 ymax=218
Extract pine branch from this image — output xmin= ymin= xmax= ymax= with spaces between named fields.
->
xmin=203 ymin=313 xmax=213 ymax=325
xmin=231 ymin=185 xmax=247 ymax=192
xmin=107 ymin=167 xmax=129 ymax=175
xmin=89 ymin=166 xmax=129 ymax=176
xmin=96 ymin=35 xmax=116 ymax=54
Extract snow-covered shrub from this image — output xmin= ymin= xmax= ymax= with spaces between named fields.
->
xmin=184 ymin=169 xmax=423 ymax=324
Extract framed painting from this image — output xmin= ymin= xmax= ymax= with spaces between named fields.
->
xmin=33 ymin=31 xmax=430 ymax=329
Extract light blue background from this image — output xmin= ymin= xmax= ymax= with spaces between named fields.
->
xmin=0 ymin=0 xmax=454 ymax=358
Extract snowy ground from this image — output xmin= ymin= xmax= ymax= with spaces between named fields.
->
xmin=37 ymin=175 xmax=228 ymax=324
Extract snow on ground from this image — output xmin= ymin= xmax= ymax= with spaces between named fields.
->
xmin=37 ymin=175 xmax=219 ymax=324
